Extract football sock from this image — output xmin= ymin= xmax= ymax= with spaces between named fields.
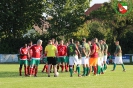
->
xmin=83 ymin=67 xmax=86 ymax=76
xmin=113 ymin=63 xmax=116 ymax=70
xmin=86 ymin=67 xmax=89 ymax=75
xmin=94 ymin=66 xmax=97 ymax=75
xmin=121 ymin=64 xmax=125 ymax=70
xmin=19 ymin=67 xmax=22 ymax=76
xmin=69 ymin=67 xmax=73 ymax=76
xmin=77 ymin=65 xmax=80 ymax=75
xmin=24 ymin=66 xmax=27 ymax=76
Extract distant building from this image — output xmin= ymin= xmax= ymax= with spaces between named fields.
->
xmin=85 ymin=4 xmax=102 ymax=16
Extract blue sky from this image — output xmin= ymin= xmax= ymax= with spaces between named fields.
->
xmin=90 ymin=0 xmax=110 ymax=6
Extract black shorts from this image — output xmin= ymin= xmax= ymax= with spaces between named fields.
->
xmin=47 ymin=57 xmax=57 ymax=65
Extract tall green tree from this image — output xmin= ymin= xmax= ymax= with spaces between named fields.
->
xmin=43 ymin=0 xmax=91 ymax=38
xmin=0 ymin=0 xmax=44 ymax=38
xmin=89 ymin=1 xmax=133 ymax=40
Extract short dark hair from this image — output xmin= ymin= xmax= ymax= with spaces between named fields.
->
xmin=70 ymin=39 xmax=73 ymax=43
xmin=82 ymin=38 xmax=86 ymax=41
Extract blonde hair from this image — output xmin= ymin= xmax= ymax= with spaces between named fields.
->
xmin=37 ymin=39 xmax=43 ymax=44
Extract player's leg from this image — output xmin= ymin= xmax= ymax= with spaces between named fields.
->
xmin=81 ymin=57 xmax=86 ymax=76
xmin=24 ymin=60 xmax=28 ymax=76
xmin=119 ymin=56 xmax=126 ymax=71
xmin=65 ymin=56 xmax=69 ymax=72
xmin=61 ymin=57 xmax=66 ymax=72
xmin=112 ymin=57 xmax=118 ymax=71
xmin=93 ymin=58 xmax=98 ymax=75
xmin=34 ymin=59 xmax=40 ymax=77
xmin=29 ymin=58 xmax=35 ymax=76
xmin=69 ymin=56 xmax=74 ymax=77
xmin=53 ymin=57 xmax=58 ymax=77
xmin=86 ymin=57 xmax=90 ymax=76
xmin=19 ymin=60 xmax=23 ymax=76
xmin=103 ymin=55 xmax=107 ymax=71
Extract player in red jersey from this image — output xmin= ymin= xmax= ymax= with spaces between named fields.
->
xmin=29 ymin=39 xmax=43 ymax=77
xmin=89 ymin=38 xmax=99 ymax=75
xmin=27 ymin=41 xmax=33 ymax=75
xmin=19 ymin=43 xmax=28 ymax=76
xmin=57 ymin=40 xmax=67 ymax=72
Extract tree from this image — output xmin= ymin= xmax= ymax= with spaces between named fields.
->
xmin=0 ymin=0 xmax=44 ymax=38
xmin=89 ymin=1 xmax=133 ymax=40
xmin=43 ymin=0 xmax=91 ymax=38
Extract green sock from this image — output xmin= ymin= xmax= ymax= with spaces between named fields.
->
xmin=113 ymin=63 xmax=116 ymax=70
xmin=70 ymin=68 xmax=73 ymax=76
xmin=77 ymin=66 xmax=80 ymax=75
xmin=101 ymin=67 xmax=104 ymax=73
xmin=97 ymin=66 xmax=101 ymax=74
xmin=104 ymin=64 xmax=106 ymax=70
xmin=76 ymin=66 xmax=78 ymax=72
xmin=86 ymin=67 xmax=89 ymax=75
xmin=121 ymin=64 xmax=125 ymax=70
xmin=83 ymin=67 xmax=86 ymax=76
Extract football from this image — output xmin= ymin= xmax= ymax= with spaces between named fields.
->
xmin=56 ymin=72 xmax=59 ymax=76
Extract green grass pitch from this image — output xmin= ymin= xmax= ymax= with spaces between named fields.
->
xmin=0 ymin=64 xmax=133 ymax=88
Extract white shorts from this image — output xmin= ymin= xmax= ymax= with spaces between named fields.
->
xmin=69 ymin=55 xmax=80 ymax=65
xmin=103 ymin=55 xmax=107 ymax=62
xmin=81 ymin=57 xmax=89 ymax=65
xmin=101 ymin=56 xmax=104 ymax=64
xmin=97 ymin=57 xmax=102 ymax=66
xmin=114 ymin=56 xmax=123 ymax=64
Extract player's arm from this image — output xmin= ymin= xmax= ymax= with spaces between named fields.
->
xmin=55 ymin=46 xmax=58 ymax=57
xmin=104 ymin=45 xmax=108 ymax=54
xmin=75 ymin=45 xmax=81 ymax=57
xmin=90 ymin=45 xmax=95 ymax=56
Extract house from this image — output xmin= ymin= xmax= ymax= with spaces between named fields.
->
xmin=85 ymin=4 xmax=102 ymax=16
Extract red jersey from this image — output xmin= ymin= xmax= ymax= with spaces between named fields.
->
xmin=29 ymin=44 xmax=42 ymax=58
xmin=20 ymin=47 xmax=28 ymax=60
xmin=90 ymin=43 xmax=98 ymax=58
xmin=57 ymin=44 xmax=67 ymax=56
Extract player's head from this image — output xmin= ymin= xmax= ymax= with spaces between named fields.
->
xmin=52 ymin=38 xmax=55 ymax=44
xmin=48 ymin=40 xmax=52 ymax=44
xmin=93 ymin=38 xmax=98 ymax=43
xmin=75 ymin=41 xmax=80 ymax=45
xmin=24 ymin=43 xmax=27 ymax=48
xmin=103 ymin=39 xmax=106 ymax=44
xmin=69 ymin=38 xmax=74 ymax=43
xmin=115 ymin=40 xmax=119 ymax=45
xmin=37 ymin=39 xmax=43 ymax=46
xmin=82 ymin=38 xmax=86 ymax=42
xmin=60 ymin=40 xmax=64 ymax=45
xmin=99 ymin=40 xmax=103 ymax=44
xmin=28 ymin=40 xmax=33 ymax=46
xmin=88 ymin=40 xmax=91 ymax=45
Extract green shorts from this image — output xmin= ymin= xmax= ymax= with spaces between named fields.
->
xmin=65 ymin=56 xmax=69 ymax=63
xmin=19 ymin=59 xmax=28 ymax=65
xmin=30 ymin=58 xmax=40 ymax=66
xmin=43 ymin=57 xmax=48 ymax=63
xmin=58 ymin=56 xmax=66 ymax=63
xmin=27 ymin=60 xmax=31 ymax=66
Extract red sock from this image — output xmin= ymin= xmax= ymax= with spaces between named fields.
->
xmin=45 ymin=65 xmax=48 ymax=73
xmin=32 ymin=68 xmax=35 ymax=75
xmin=30 ymin=68 xmax=33 ymax=75
xmin=27 ymin=66 xmax=30 ymax=75
xmin=94 ymin=66 xmax=97 ymax=75
xmin=62 ymin=65 xmax=64 ymax=72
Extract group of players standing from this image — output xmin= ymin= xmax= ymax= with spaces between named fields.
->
xmin=19 ymin=37 xmax=112 ymax=77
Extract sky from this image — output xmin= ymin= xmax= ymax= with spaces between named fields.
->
xmin=90 ymin=0 xmax=110 ymax=7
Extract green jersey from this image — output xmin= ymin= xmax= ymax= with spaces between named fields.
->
xmin=81 ymin=42 xmax=90 ymax=57
xmin=104 ymin=44 xmax=108 ymax=55
xmin=67 ymin=43 xmax=76 ymax=56
xmin=115 ymin=45 xmax=122 ymax=56
xmin=101 ymin=44 xmax=105 ymax=57
xmin=96 ymin=42 xmax=101 ymax=57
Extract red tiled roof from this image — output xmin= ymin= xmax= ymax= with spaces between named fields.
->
xmin=85 ymin=4 xmax=102 ymax=16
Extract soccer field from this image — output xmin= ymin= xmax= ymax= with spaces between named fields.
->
xmin=0 ymin=64 xmax=133 ymax=88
